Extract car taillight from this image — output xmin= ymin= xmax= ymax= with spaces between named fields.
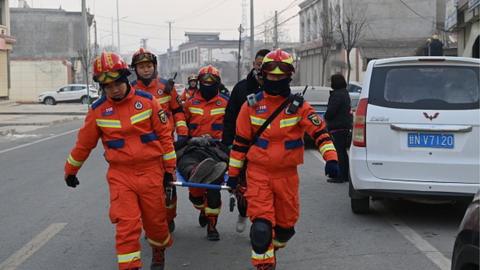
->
xmin=353 ymin=98 xmax=368 ymax=147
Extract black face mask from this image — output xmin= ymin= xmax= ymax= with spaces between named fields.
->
xmin=263 ymin=77 xmax=292 ymax=97
xmin=199 ymin=83 xmax=219 ymax=101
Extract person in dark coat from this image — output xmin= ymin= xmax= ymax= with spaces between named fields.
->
xmin=222 ymin=49 xmax=270 ymax=147
xmin=222 ymin=49 xmax=270 ymax=233
xmin=324 ymin=74 xmax=353 ymax=183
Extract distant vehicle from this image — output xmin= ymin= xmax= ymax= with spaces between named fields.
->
xmin=349 ymin=57 xmax=480 ymax=214
xmin=291 ymin=86 xmax=358 ymax=148
xmin=451 ymin=190 xmax=479 ymax=270
xmin=347 ymin=81 xmax=362 ymax=93
xmin=38 ymin=84 xmax=99 ymax=105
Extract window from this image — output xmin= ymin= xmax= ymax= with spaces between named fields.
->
xmin=0 ymin=4 xmax=3 ymax=25
xmin=369 ymin=66 xmax=480 ymax=110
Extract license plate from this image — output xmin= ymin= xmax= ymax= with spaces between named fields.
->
xmin=408 ymin=133 xmax=454 ymax=149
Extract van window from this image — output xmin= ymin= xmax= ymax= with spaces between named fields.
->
xmin=369 ymin=66 xmax=480 ymax=110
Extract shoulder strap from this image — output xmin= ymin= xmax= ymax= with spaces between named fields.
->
xmin=251 ymin=95 xmax=293 ymax=145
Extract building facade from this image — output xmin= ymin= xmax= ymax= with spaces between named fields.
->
xmin=0 ymin=0 xmax=15 ymax=99
xmin=298 ymin=0 xmax=446 ymax=86
xmin=446 ymin=0 xmax=479 ymax=58
xmin=159 ymin=32 xmax=239 ymax=87
xmin=10 ymin=6 xmax=92 ymax=102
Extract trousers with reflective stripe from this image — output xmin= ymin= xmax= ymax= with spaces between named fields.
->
xmin=245 ymin=165 xmax=299 ymax=267
xmin=108 ymin=160 xmax=173 ymax=270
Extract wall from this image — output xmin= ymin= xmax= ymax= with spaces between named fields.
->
xmin=10 ymin=60 xmax=69 ymax=102
xmin=0 ymin=51 xmax=7 ymax=97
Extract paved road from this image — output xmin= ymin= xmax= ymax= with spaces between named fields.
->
xmin=0 ymin=120 xmax=468 ymax=270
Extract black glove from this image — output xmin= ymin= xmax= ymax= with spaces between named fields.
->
xmin=226 ymin=176 xmax=238 ymax=190
xmin=65 ymin=174 xmax=79 ymax=188
xmin=325 ymin=160 xmax=340 ymax=179
xmin=163 ymin=172 xmax=174 ymax=187
xmin=164 ymin=78 xmax=175 ymax=94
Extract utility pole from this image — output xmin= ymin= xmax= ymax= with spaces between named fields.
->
xmin=264 ymin=24 xmax=268 ymax=47
xmin=111 ymin=17 xmax=115 ymax=48
xmin=237 ymin=24 xmax=244 ymax=82
xmin=93 ymin=19 xmax=98 ymax=58
xmin=81 ymin=0 xmax=90 ymax=105
xmin=273 ymin=10 xmax=278 ymax=49
xmin=250 ymin=0 xmax=254 ymax=63
xmin=166 ymin=21 xmax=174 ymax=75
xmin=141 ymin=38 xmax=148 ymax=49
xmin=116 ymin=0 xmax=121 ymax=53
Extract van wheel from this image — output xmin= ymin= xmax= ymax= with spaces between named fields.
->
xmin=44 ymin=97 xmax=56 ymax=105
xmin=351 ymin=197 xmax=370 ymax=214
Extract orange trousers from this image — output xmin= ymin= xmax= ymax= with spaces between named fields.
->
xmin=107 ymin=161 xmax=173 ymax=270
xmin=245 ymin=164 xmax=299 ymax=266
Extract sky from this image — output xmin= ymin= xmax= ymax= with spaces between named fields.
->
xmin=10 ymin=0 xmax=301 ymax=54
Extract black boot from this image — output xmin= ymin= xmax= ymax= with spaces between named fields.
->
xmin=151 ymin=246 xmax=165 ymax=270
xmin=206 ymin=216 xmax=220 ymax=241
xmin=198 ymin=210 xmax=208 ymax=227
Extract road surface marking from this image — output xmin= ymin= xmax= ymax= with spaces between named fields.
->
xmin=0 ymin=223 xmax=67 ymax=270
xmin=0 ymin=129 xmax=79 ymax=155
xmin=309 ymin=149 xmax=451 ymax=270
xmin=383 ymin=211 xmax=451 ymax=270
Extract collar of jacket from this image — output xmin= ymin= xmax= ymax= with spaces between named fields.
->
xmin=246 ymin=69 xmax=260 ymax=93
xmin=106 ymin=86 xmax=134 ymax=104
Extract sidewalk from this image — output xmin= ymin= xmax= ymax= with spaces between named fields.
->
xmin=0 ymin=102 xmax=87 ymax=136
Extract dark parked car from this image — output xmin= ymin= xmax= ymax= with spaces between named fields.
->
xmin=451 ymin=190 xmax=479 ymax=270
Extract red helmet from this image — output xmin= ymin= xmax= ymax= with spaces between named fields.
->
xmin=131 ymin=48 xmax=157 ymax=67
xmin=261 ymin=49 xmax=295 ymax=75
xmin=198 ymin=65 xmax=221 ymax=84
xmin=93 ymin=52 xmax=130 ymax=84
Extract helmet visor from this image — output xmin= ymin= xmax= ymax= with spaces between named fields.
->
xmin=262 ymin=61 xmax=294 ymax=75
xmin=132 ymin=53 xmax=156 ymax=66
xmin=199 ymin=73 xmax=220 ymax=85
xmin=95 ymin=71 xmax=121 ymax=84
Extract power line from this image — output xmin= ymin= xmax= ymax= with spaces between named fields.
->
xmin=244 ymin=0 xmax=301 ymax=31
xmin=175 ymin=0 xmax=232 ymax=23
xmin=254 ymin=12 xmax=299 ymax=37
xmin=97 ymin=28 xmax=184 ymax=41
xmin=95 ymin=14 xmax=237 ymax=32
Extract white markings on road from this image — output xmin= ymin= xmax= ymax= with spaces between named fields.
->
xmin=383 ymin=212 xmax=451 ymax=270
xmin=0 ymin=223 xmax=67 ymax=270
xmin=308 ymin=149 xmax=451 ymax=270
xmin=0 ymin=129 xmax=79 ymax=155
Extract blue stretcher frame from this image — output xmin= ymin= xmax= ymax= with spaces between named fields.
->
xmin=172 ymin=171 xmax=230 ymax=190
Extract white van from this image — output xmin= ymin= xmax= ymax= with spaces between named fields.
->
xmin=349 ymin=57 xmax=480 ymax=214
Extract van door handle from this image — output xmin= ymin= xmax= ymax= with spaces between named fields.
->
xmin=390 ymin=124 xmax=472 ymax=133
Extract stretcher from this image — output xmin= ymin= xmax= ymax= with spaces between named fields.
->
xmin=170 ymin=171 xmax=237 ymax=211
xmin=171 ymin=171 xmax=230 ymax=190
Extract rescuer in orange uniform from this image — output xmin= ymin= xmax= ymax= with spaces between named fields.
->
xmin=182 ymin=65 xmax=229 ymax=241
xmin=130 ymin=48 xmax=187 ymax=232
xmin=226 ymin=49 xmax=339 ymax=270
xmin=180 ymin=74 xmax=199 ymax=103
xmin=64 ymin=52 xmax=176 ymax=270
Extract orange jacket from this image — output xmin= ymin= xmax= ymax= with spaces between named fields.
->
xmin=64 ymin=89 xmax=177 ymax=175
xmin=132 ymin=78 xmax=188 ymax=136
xmin=228 ymin=91 xmax=338 ymax=176
xmin=184 ymin=91 xmax=229 ymax=140
xmin=180 ymin=87 xmax=197 ymax=103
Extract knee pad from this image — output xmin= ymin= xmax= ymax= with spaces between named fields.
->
xmin=274 ymin=226 xmax=295 ymax=243
xmin=206 ymin=189 xmax=221 ymax=209
xmin=250 ymin=218 xmax=272 ymax=254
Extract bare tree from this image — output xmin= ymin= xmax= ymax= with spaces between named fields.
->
xmin=319 ymin=0 xmax=335 ymax=86
xmin=335 ymin=0 xmax=367 ymax=81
